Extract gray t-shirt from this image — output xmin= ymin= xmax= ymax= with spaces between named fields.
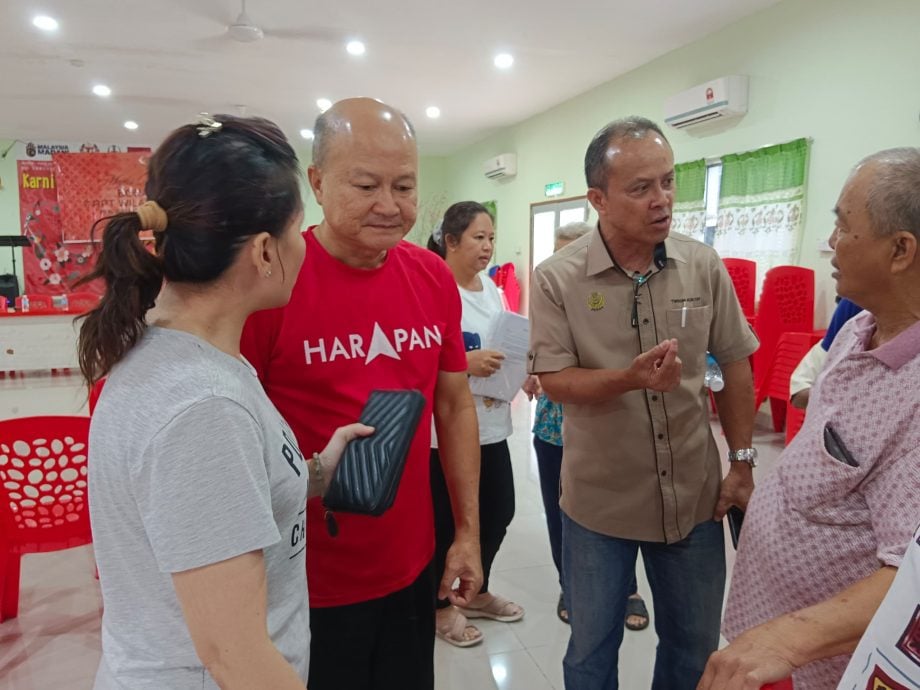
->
xmin=89 ymin=327 xmax=309 ymax=689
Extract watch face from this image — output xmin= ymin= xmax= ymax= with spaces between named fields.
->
xmin=730 ymin=448 xmax=757 ymax=463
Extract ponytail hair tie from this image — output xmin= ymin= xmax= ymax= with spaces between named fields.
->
xmin=136 ymin=200 xmax=168 ymax=233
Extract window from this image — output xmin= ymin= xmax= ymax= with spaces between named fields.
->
xmin=703 ymin=161 xmax=723 ymax=247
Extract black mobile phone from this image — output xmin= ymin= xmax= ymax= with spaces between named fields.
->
xmin=823 ymin=424 xmax=859 ymax=467
xmin=726 ymin=506 xmax=745 ymax=549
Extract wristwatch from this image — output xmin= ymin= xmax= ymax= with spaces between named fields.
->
xmin=727 ymin=448 xmax=758 ymax=467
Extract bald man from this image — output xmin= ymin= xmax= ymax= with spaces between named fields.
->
xmin=242 ymin=98 xmax=482 ymax=690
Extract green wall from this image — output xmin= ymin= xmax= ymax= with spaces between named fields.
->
xmin=437 ymin=0 xmax=920 ymax=322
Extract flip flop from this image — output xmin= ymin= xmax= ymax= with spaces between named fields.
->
xmin=457 ymin=594 xmax=525 ymax=623
xmin=625 ymin=595 xmax=650 ymax=631
xmin=557 ymin=593 xmax=570 ymax=625
xmin=436 ymin=608 xmax=483 ymax=648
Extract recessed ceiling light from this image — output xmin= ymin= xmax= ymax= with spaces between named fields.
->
xmin=316 ymin=98 xmax=332 ymax=112
xmin=32 ymin=15 xmax=59 ymax=32
xmin=124 ymin=120 xmax=139 ymax=131
xmin=92 ymin=84 xmax=112 ymax=97
xmin=426 ymin=106 xmax=441 ymax=119
xmin=300 ymin=129 xmax=314 ymax=140
xmin=346 ymin=40 xmax=366 ymax=56
xmin=494 ymin=53 xmax=514 ymax=70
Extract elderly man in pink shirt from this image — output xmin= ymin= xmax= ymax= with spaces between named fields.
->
xmin=698 ymin=147 xmax=920 ymax=690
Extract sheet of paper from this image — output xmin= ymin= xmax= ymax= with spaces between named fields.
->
xmin=468 ymin=311 xmax=530 ymax=402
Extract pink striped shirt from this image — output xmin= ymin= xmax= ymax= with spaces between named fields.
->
xmin=724 ymin=312 xmax=920 ymax=689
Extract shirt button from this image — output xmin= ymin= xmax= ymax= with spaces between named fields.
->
xmin=643 ymin=318 xmax=649 ymax=324
xmin=661 ymin=470 xmax=667 ymax=477
xmin=657 ymin=433 xmax=664 ymax=440
xmin=651 ymin=395 xmax=658 ymax=402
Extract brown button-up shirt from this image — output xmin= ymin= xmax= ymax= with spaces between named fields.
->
xmin=528 ymin=229 xmax=758 ymax=543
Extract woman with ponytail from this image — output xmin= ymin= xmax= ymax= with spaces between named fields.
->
xmin=83 ymin=115 xmax=371 ymax=690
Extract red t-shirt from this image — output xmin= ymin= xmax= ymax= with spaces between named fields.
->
xmin=241 ymin=228 xmax=467 ymax=607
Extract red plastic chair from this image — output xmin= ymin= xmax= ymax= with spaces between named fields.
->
xmin=752 ymin=266 xmax=815 ymax=408
xmin=722 ymin=258 xmax=757 ymax=319
xmin=755 ymin=331 xmax=822 ymax=432
xmin=66 ymin=291 xmax=101 ymax=315
xmin=14 ymin=294 xmax=54 ymax=314
xmin=0 ymin=415 xmax=92 ymax=622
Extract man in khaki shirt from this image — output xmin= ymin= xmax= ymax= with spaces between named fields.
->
xmin=528 ymin=117 xmax=759 ymax=690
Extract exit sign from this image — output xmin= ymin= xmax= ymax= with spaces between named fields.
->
xmin=544 ymin=181 xmax=564 ymax=197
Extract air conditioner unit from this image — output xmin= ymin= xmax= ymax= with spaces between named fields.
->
xmin=664 ymin=76 xmax=749 ymax=131
xmin=483 ymin=153 xmax=517 ymax=180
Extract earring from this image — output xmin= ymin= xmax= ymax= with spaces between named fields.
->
xmin=264 ymin=269 xmax=272 ymax=278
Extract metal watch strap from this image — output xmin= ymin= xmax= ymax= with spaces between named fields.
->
xmin=728 ymin=447 xmax=758 ymax=466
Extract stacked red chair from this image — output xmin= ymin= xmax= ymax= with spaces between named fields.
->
xmin=752 ymin=266 xmax=815 ymax=420
xmin=722 ymin=258 xmax=757 ymax=320
xmin=756 ymin=331 xmax=823 ymax=434
xmin=0 ymin=415 xmax=93 ymax=622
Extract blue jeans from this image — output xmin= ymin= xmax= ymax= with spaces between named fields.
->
xmin=561 ymin=512 xmax=725 ymax=690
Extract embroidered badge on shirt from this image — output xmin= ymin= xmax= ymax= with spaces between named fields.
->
xmin=587 ymin=292 xmax=606 ymax=311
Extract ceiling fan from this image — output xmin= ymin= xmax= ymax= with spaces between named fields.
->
xmin=191 ymin=0 xmax=344 ymax=45
xmin=227 ymin=0 xmax=264 ymax=43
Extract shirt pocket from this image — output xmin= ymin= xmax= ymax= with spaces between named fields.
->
xmin=665 ymin=305 xmax=712 ymax=379
xmin=783 ymin=440 xmax=869 ymax=526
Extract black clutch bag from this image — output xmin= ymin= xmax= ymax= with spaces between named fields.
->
xmin=323 ymin=389 xmax=426 ymax=522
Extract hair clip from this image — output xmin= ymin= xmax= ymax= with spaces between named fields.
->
xmin=432 ymin=220 xmax=444 ymax=246
xmin=196 ymin=113 xmax=223 ymax=138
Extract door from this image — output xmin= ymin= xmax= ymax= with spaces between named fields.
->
xmin=529 ymin=196 xmax=591 ymax=274
xmin=523 ymin=196 xmax=591 ymax=315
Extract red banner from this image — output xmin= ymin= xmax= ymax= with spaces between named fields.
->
xmin=54 ymin=152 xmax=149 ymax=243
xmin=18 ymin=160 xmax=103 ymax=296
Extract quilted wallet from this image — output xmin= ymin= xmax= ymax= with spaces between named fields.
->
xmin=323 ymin=389 xmax=426 ymax=517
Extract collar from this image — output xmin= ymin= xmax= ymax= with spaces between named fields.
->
xmin=851 ymin=311 xmax=920 ymax=370
xmin=585 ymin=226 xmax=688 ymax=277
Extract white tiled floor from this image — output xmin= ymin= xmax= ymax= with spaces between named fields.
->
xmin=0 ymin=371 xmax=786 ymax=689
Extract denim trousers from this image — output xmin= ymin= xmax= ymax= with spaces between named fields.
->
xmin=561 ymin=512 xmax=725 ymax=690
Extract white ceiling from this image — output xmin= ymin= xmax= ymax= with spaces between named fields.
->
xmin=0 ymin=0 xmax=780 ymax=155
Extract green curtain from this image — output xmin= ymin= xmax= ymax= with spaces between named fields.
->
xmin=672 ymin=158 xmax=706 ymax=240
xmin=675 ymin=158 xmax=707 ymax=204
xmin=720 ymin=138 xmax=809 ymax=201
xmin=715 ymin=138 xmax=811 ymax=281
